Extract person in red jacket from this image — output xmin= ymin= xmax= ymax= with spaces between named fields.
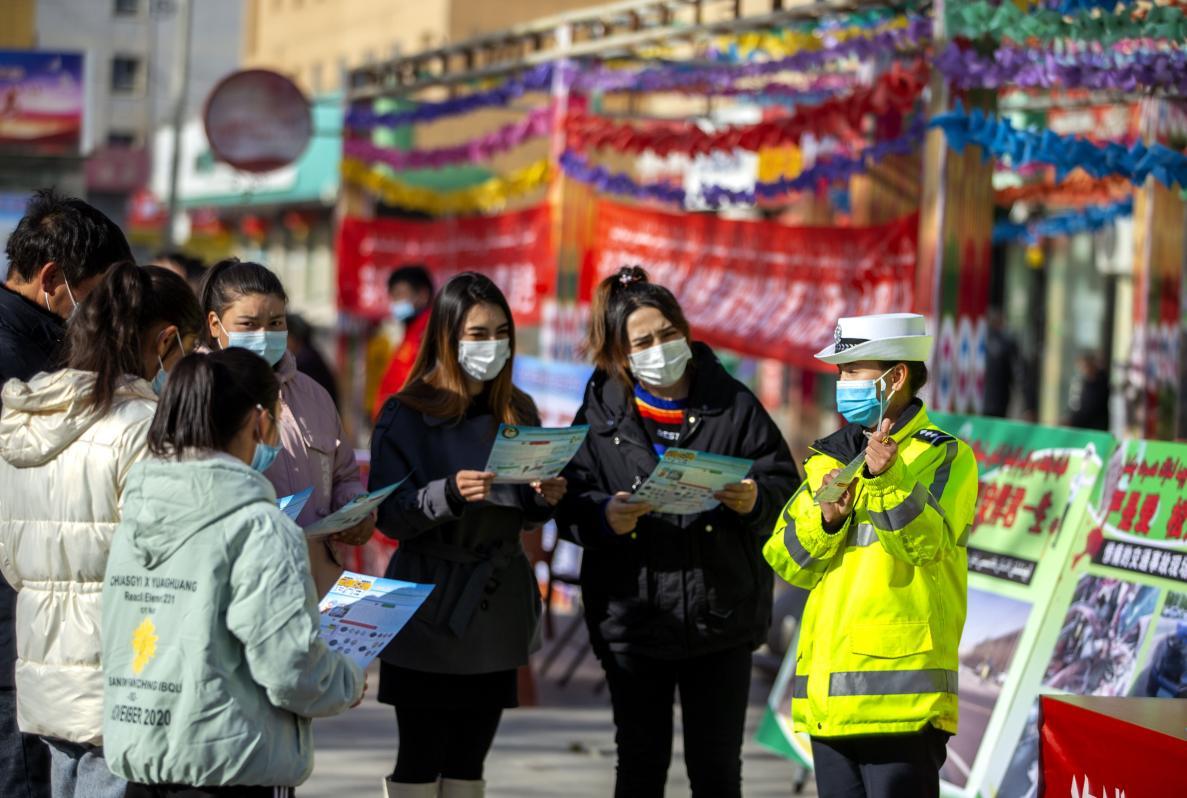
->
xmin=374 ymin=265 xmax=434 ymax=418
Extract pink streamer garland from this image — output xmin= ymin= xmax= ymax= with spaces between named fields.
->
xmin=344 ymin=106 xmax=553 ymax=170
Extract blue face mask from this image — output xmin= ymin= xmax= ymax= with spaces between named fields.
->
xmin=835 ymin=368 xmax=896 ymax=427
xmin=250 ymin=405 xmax=281 ymax=472
xmin=250 ymin=440 xmax=281 ymax=473
xmin=151 ymin=330 xmax=187 ymax=397
xmin=390 ymin=300 xmax=417 ymax=322
xmin=218 ymin=319 xmax=289 ymax=366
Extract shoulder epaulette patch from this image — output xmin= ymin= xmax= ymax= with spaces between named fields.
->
xmin=914 ymin=429 xmax=955 ymax=446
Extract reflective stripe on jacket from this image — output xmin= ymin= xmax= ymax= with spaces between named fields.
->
xmin=763 ymin=402 xmax=976 ymax=738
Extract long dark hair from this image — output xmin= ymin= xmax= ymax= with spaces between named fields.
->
xmin=198 ymin=257 xmax=287 ymax=346
xmin=397 ymin=272 xmax=535 ymax=424
xmin=65 ymin=263 xmax=203 ymax=413
xmin=587 ymin=265 xmax=693 ymax=386
xmin=148 ymin=349 xmax=280 ymax=458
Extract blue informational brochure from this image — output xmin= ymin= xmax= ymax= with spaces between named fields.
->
xmin=303 ymin=479 xmax=405 ymax=539
xmin=318 ymin=571 xmax=433 ymax=669
xmin=484 ymin=423 xmax=591 ymax=484
xmin=629 ymin=448 xmax=754 ymax=515
xmin=277 ymin=487 xmax=314 ymax=522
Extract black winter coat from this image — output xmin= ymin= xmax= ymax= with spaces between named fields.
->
xmin=370 ymin=397 xmax=554 ymax=675
xmin=0 ymin=283 xmax=65 ymax=689
xmin=558 ymin=343 xmax=801 ymax=660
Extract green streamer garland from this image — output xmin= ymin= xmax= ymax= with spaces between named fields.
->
xmin=947 ymin=1 xmax=1187 ymax=45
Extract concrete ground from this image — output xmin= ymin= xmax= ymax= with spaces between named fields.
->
xmin=302 ymin=609 xmax=815 ymax=797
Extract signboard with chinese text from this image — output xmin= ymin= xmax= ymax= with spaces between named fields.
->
xmin=985 ymin=437 xmax=1187 ymax=798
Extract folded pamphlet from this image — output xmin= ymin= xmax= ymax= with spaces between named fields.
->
xmin=318 ymin=571 xmax=433 ymax=669
xmin=629 ymin=448 xmax=754 ymax=515
xmin=483 ymin=424 xmax=590 ymax=484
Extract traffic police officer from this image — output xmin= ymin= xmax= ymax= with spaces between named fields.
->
xmin=764 ymin=313 xmax=977 ymax=797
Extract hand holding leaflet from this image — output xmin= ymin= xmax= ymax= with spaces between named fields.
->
xmin=629 ymin=448 xmax=754 ymax=515
xmin=277 ymin=487 xmax=313 ymax=521
xmin=813 ymin=451 xmax=866 ymax=505
xmin=318 ymin=571 xmax=433 ymax=669
xmin=484 ymin=424 xmax=590 ymax=484
xmin=304 ymin=478 xmax=406 ymax=538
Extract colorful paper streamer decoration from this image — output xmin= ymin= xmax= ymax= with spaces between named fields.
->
xmin=992 ymin=198 xmax=1133 ymax=244
xmin=567 ymin=61 xmax=927 ymax=157
xmin=558 ymin=120 xmax=924 ymax=209
xmin=935 ymin=40 xmax=1187 ymax=93
xmin=995 ymin=173 xmax=1133 ymax=207
xmin=1047 ymin=0 xmax=1128 ymax=13
xmin=721 ymin=12 xmax=918 ymax=61
xmin=340 ymin=158 xmax=551 ymax=215
xmin=345 ymin=64 xmax=554 ymax=131
xmin=571 ymin=16 xmax=931 ymax=94
xmin=948 ymin=1 xmax=1187 ymax=45
xmin=344 ymin=106 xmax=552 ymax=170
xmin=930 ymin=101 xmax=1187 ymax=189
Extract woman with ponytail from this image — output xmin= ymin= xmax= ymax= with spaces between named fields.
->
xmin=369 ymin=273 xmax=565 ymax=798
xmin=200 ymin=258 xmax=370 ymax=595
xmin=557 ymin=266 xmax=800 ymax=798
xmin=0 ymin=263 xmax=202 ymax=798
xmin=101 ymin=349 xmax=364 ymax=798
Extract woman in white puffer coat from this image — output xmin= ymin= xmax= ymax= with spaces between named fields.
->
xmin=0 ymin=262 xmax=203 ymax=798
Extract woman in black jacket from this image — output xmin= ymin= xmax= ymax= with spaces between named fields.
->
xmin=370 ymin=273 xmax=566 ymax=798
xmin=558 ymin=266 xmax=800 ymax=798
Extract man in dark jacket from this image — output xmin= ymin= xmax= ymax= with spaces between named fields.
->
xmin=0 ymin=188 xmax=131 ymax=798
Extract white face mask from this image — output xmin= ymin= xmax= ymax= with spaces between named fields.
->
xmin=629 ymin=338 xmax=693 ymax=388
xmin=45 ymin=279 xmax=79 ymax=320
xmin=458 ymin=338 xmax=511 ymax=382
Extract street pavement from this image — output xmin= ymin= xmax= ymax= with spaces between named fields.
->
xmin=302 ymin=611 xmax=816 ymax=797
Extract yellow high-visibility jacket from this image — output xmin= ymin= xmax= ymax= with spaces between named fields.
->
xmin=763 ymin=401 xmax=977 ymax=738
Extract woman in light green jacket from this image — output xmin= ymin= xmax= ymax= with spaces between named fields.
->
xmin=101 ymin=348 xmax=365 ymax=798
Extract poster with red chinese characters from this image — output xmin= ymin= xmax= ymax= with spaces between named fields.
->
xmin=336 ymin=205 xmax=554 ymax=324
xmin=987 ymin=437 xmax=1187 ymax=798
xmin=929 ymin=415 xmax=1115 ymax=797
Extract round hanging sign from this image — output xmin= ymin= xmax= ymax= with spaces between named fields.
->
xmin=203 ymin=69 xmax=312 ymax=173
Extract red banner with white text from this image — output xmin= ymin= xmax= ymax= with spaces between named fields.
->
xmin=337 ymin=205 xmax=554 ymax=324
xmin=582 ymin=200 xmax=918 ymax=371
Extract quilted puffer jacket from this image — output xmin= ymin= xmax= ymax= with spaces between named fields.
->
xmin=0 ymin=369 xmax=155 ymax=744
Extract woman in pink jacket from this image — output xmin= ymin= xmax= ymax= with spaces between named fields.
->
xmin=200 ymin=258 xmax=372 ymax=593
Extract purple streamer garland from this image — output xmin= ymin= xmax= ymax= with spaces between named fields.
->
xmin=342 ymin=17 xmax=927 ymax=132
xmin=571 ymin=16 xmax=932 ymax=94
xmin=558 ymin=120 xmax=925 ymax=209
xmin=345 ymin=64 xmax=554 ymax=130
xmin=936 ymin=41 xmax=1187 ymax=93
xmin=344 ymin=106 xmax=552 ymax=169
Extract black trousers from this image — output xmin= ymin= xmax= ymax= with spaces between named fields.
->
xmin=601 ymin=644 xmax=752 ymax=798
xmin=810 ymin=727 xmax=949 ymax=798
xmin=0 ymin=688 xmax=50 ymax=798
xmin=391 ymin=704 xmax=504 ymax=783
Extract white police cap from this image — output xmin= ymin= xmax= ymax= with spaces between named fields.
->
xmin=814 ymin=312 xmax=933 ymax=365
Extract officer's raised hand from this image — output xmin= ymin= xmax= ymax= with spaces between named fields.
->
xmin=865 ymin=418 xmax=899 ymax=476
xmin=820 ymin=469 xmax=855 ymax=532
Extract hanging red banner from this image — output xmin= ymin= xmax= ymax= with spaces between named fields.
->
xmin=582 ymin=199 xmax=918 ymax=371
xmin=1040 ymin=695 xmax=1187 ymax=798
xmin=337 ymin=205 xmax=554 ymax=324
